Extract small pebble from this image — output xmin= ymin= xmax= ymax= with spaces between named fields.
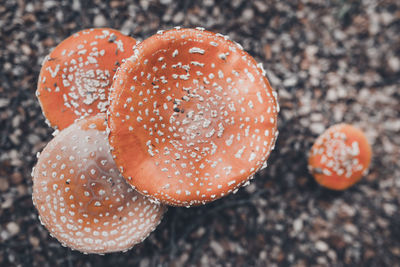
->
xmin=93 ymin=14 xmax=107 ymax=27
xmin=293 ymin=218 xmax=303 ymax=233
xmin=315 ymin=240 xmax=329 ymax=252
xmin=0 ymin=178 xmax=9 ymax=192
xmin=29 ymin=236 xmax=40 ymax=247
xmin=310 ymin=123 xmax=325 ymax=134
xmin=6 ymin=222 xmax=20 ymax=236
xmin=11 ymin=172 xmax=23 ymax=184
xmin=210 ymin=240 xmax=224 ymax=257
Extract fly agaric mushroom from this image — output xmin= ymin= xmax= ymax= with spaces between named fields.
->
xmin=308 ymin=123 xmax=372 ymax=190
xmin=107 ymin=28 xmax=279 ymax=206
xmin=37 ymin=28 xmax=137 ymax=130
xmin=32 ymin=114 xmax=166 ymax=254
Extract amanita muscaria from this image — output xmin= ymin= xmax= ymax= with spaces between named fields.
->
xmin=308 ymin=123 xmax=372 ymax=190
xmin=32 ymin=114 xmax=166 ymax=253
xmin=36 ymin=28 xmax=137 ymax=130
xmin=108 ymin=28 xmax=279 ymax=206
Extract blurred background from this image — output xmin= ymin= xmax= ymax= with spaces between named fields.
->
xmin=0 ymin=0 xmax=399 ymax=266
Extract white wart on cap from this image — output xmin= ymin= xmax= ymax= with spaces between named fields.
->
xmin=108 ymin=28 xmax=279 ymax=206
xmin=32 ymin=114 xmax=166 ymax=254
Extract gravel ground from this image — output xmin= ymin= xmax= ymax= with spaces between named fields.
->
xmin=1 ymin=0 xmax=399 ymax=266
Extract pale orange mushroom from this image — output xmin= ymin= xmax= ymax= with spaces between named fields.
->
xmin=108 ymin=28 xmax=279 ymax=206
xmin=32 ymin=114 xmax=166 ymax=253
xmin=308 ymin=123 xmax=372 ymax=190
xmin=36 ymin=28 xmax=137 ymax=129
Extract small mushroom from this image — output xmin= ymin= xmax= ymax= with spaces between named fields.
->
xmin=32 ymin=114 xmax=166 ymax=254
xmin=107 ymin=28 xmax=279 ymax=206
xmin=308 ymin=123 xmax=372 ymax=190
xmin=36 ymin=28 xmax=137 ymax=130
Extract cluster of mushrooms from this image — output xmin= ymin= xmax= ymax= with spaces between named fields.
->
xmin=32 ymin=27 xmax=371 ymax=254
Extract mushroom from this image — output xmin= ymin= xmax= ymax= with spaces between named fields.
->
xmin=32 ymin=114 xmax=166 ymax=254
xmin=36 ymin=28 xmax=137 ymax=130
xmin=107 ymin=28 xmax=279 ymax=206
xmin=308 ymin=123 xmax=372 ymax=190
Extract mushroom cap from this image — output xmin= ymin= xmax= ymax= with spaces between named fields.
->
xmin=308 ymin=123 xmax=372 ymax=190
xmin=108 ymin=28 xmax=279 ymax=206
xmin=36 ymin=28 xmax=137 ymax=130
xmin=32 ymin=114 xmax=166 ymax=254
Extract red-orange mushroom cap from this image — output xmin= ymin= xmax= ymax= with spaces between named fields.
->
xmin=108 ymin=28 xmax=279 ymax=206
xmin=308 ymin=123 xmax=372 ymax=190
xmin=36 ymin=28 xmax=137 ymax=130
xmin=32 ymin=114 xmax=166 ymax=254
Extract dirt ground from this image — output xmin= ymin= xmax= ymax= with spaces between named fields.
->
xmin=0 ymin=0 xmax=399 ymax=266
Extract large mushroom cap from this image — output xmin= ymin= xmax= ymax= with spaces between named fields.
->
xmin=308 ymin=123 xmax=372 ymax=190
xmin=37 ymin=28 xmax=137 ymax=130
xmin=32 ymin=114 xmax=166 ymax=254
xmin=108 ymin=28 xmax=279 ymax=206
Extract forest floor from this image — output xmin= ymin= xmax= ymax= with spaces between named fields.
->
xmin=0 ymin=0 xmax=399 ymax=266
